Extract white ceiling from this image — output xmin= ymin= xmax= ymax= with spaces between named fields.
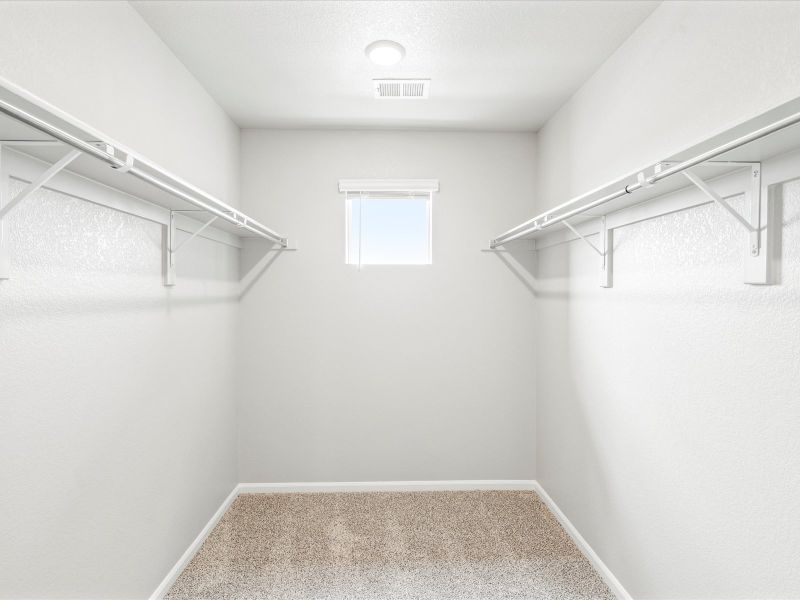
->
xmin=132 ymin=0 xmax=658 ymax=131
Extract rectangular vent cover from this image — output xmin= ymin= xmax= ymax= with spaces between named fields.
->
xmin=373 ymin=79 xmax=430 ymax=99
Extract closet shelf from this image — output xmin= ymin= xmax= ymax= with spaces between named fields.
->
xmin=0 ymin=80 xmax=287 ymax=245
xmin=490 ymin=97 xmax=800 ymax=249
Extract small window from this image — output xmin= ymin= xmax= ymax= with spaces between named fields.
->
xmin=345 ymin=191 xmax=432 ymax=266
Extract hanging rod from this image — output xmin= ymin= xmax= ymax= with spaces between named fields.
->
xmin=0 ymin=97 xmax=287 ymax=247
xmin=490 ymin=108 xmax=800 ymax=248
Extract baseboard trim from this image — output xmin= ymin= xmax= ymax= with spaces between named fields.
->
xmin=531 ymin=481 xmax=633 ymax=600
xmin=238 ymin=479 xmax=537 ymax=493
xmin=151 ymin=479 xmax=631 ymax=600
xmin=149 ymin=485 xmax=239 ymax=600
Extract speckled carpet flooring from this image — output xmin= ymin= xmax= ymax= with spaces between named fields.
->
xmin=165 ymin=490 xmax=614 ymax=599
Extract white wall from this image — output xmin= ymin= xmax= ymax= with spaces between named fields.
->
xmin=0 ymin=171 xmax=241 ymax=598
xmin=238 ymin=130 xmax=537 ymax=483
xmin=534 ymin=2 xmax=800 ymax=597
xmin=536 ymin=178 xmax=800 ymax=599
xmin=536 ymin=0 xmax=800 ymax=213
xmin=0 ymin=0 xmax=240 ymax=205
xmin=0 ymin=3 xmax=244 ymax=597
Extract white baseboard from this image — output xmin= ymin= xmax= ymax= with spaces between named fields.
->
xmin=531 ymin=481 xmax=633 ymax=600
xmin=238 ymin=479 xmax=537 ymax=493
xmin=151 ymin=479 xmax=630 ymax=600
xmin=149 ymin=485 xmax=239 ymax=600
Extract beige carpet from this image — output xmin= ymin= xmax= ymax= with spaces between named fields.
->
xmin=165 ymin=490 xmax=614 ymax=599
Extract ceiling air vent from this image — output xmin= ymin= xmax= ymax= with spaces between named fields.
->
xmin=373 ymin=79 xmax=430 ymax=99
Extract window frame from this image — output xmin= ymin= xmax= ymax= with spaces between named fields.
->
xmin=339 ymin=179 xmax=439 ymax=268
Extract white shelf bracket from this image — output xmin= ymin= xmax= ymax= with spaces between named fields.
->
xmin=0 ymin=149 xmax=81 ymax=221
xmin=684 ymin=165 xmax=774 ymax=284
xmin=165 ymin=211 xmax=177 ymax=286
xmin=0 ymin=148 xmax=81 ymax=280
xmin=684 ymin=169 xmax=758 ymax=237
xmin=165 ymin=211 xmax=219 ymax=286
xmin=172 ymin=215 xmax=218 ymax=255
xmin=562 ymin=217 xmax=613 ymax=288
xmin=562 ymin=219 xmax=603 ymax=257
xmin=599 ymin=217 xmax=613 ymax=288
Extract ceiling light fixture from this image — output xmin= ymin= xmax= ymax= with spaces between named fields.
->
xmin=365 ymin=40 xmax=405 ymax=66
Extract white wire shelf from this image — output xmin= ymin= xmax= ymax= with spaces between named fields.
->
xmin=0 ymin=78 xmax=287 ymax=245
xmin=491 ymin=96 xmax=800 ymax=248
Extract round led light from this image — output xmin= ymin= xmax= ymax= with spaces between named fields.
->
xmin=365 ymin=40 xmax=405 ymax=66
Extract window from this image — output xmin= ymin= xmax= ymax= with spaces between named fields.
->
xmin=340 ymin=180 xmax=438 ymax=267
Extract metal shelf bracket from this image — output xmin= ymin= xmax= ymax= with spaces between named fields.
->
xmin=0 ymin=148 xmax=81 ymax=221
xmin=684 ymin=163 xmax=774 ymax=284
xmin=165 ymin=210 xmax=220 ymax=286
xmin=562 ymin=219 xmax=603 ymax=256
xmin=562 ymin=216 xmax=613 ymax=288
xmin=0 ymin=147 xmax=81 ymax=280
xmin=599 ymin=217 xmax=613 ymax=288
xmin=684 ymin=168 xmax=759 ymax=241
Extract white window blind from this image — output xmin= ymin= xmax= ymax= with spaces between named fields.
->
xmin=345 ymin=191 xmax=432 ymax=266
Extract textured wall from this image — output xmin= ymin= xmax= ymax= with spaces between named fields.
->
xmin=0 ymin=1 xmax=240 ymax=205
xmin=536 ymin=179 xmax=800 ymax=597
xmin=535 ymin=0 xmax=800 ymax=212
xmin=0 ymin=181 xmax=240 ymax=598
xmin=533 ymin=2 xmax=800 ymax=596
xmin=237 ymin=130 xmax=537 ymax=483
xmin=0 ymin=5 xmax=244 ymax=595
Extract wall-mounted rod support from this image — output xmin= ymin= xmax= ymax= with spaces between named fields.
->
xmin=561 ymin=219 xmax=604 ymax=256
xmin=172 ymin=215 xmax=218 ymax=255
xmin=556 ymin=218 xmax=612 ymax=287
xmin=683 ymin=167 xmax=764 ymax=265
xmin=166 ymin=211 xmax=177 ymax=287
xmin=0 ymin=147 xmax=81 ymax=280
xmin=490 ymin=108 xmax=800 ymax=248
xmin=683 ymin=170 xmax=757 ymax=233
xmin=0 ymin=149 xmax=81 ymax=219
xmin=166 ymin=213 xmax=227 ymax=285
xmin=599 ymin=217 xmax=612 ymax=288
xmin=0 ymin=97 xmax=288 ymax=246
xmin=562 ymin=217 xmax=612 ymax=287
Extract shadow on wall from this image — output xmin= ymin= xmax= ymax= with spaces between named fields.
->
xmin=490 ymin=239 xmax=539 ymax=298
xmin=531 ymin=234 xmax=636 ymax=591
xmin=492 ymin=237 xmax=626 ymax=551
xmin=0 ymin=288 xmax=241 ymax=322
xmin=238 ymin=238 xmax=291 ymax=299
xmin=491 ymin=236 xmax=606 ymax=301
